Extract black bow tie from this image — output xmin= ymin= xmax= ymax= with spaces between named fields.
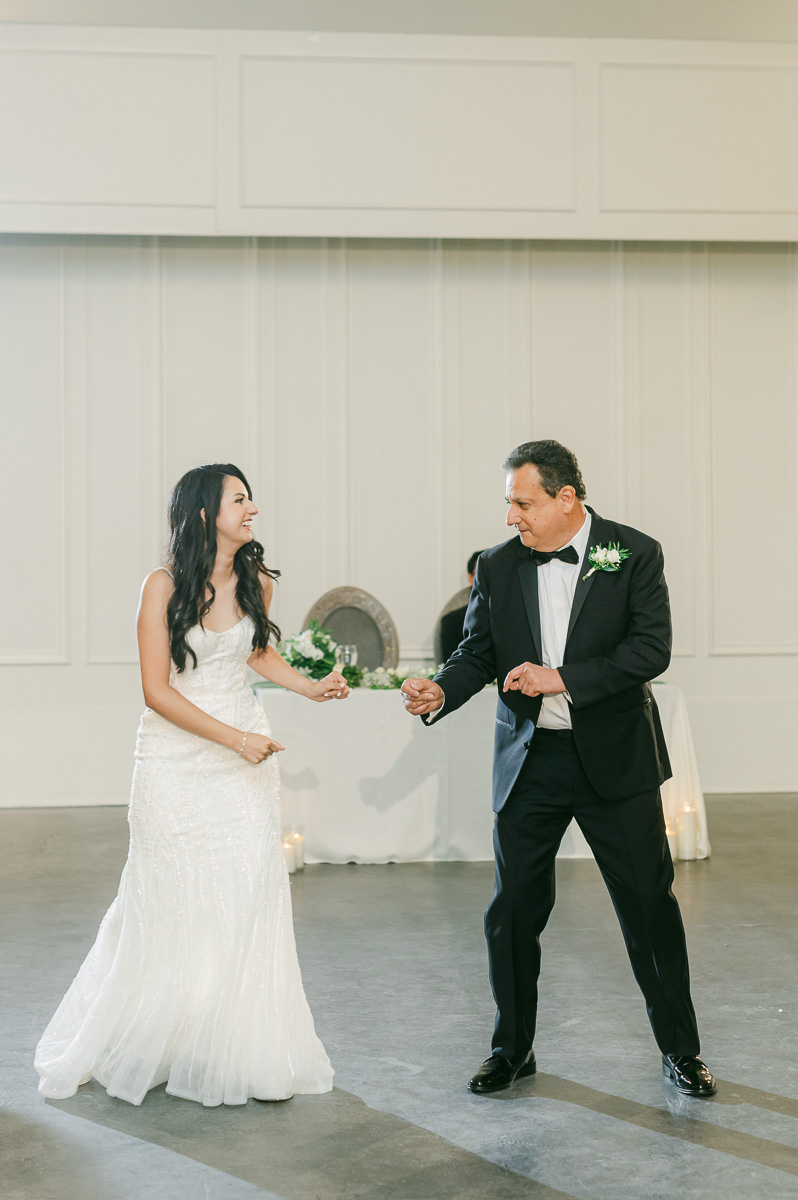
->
xmin=530 ymin=545 xmax=580 ymax=566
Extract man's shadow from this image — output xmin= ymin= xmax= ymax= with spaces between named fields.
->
xmin=43 ymin=1071 xmax=798 ymax=1197
xmin=487 ymin=1072 xmax=798 ymax=1177
xmin=358 ymin=714 xmax=438 ymax=813
xmin=48 ymin=1083 xmax=578 ymax=1200
xmin=357 ymin=718 xmax=459 ymax=859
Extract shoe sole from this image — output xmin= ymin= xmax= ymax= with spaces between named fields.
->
xmin=662 ymin=1063 xmax=716 ymax=1097
xmin=468 ymin=1060 xmax=537 ymax=1095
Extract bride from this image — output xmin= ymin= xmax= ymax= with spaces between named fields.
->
xmin=35 ymin=463 xmax=349 ymax=1107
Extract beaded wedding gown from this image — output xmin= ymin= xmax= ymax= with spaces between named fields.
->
xmin=35 ymin=614 xmax=333 ymax=1107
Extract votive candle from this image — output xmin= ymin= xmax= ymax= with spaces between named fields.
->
xmin=282 ymin=839 xmax=297 ymax=874
xmin=666 ymin=827 xmax=679 ymax=862
xmin=677 ymin=807 xmax=697 ymax=862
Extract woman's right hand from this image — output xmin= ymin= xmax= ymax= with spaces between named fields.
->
xmin=238 ymin=732 xmax=285 ymax=764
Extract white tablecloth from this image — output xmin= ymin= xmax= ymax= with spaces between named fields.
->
xmin=256 ymin=683 xmax=709 ymax=863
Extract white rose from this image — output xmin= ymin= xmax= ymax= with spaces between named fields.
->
xmin=606 ymin=549 xmax=621 ymax=565
xmin=593 ymin=547 xmax=608 ymax=564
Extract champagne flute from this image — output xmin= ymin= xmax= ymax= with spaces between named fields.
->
xmin=335 ymin=644 xmax=358 ymax=670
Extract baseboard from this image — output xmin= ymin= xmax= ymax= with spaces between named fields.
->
xmin=0 ymin=797 xmax=128 ymax=809
xmin=4 ymin=791 xmax=797 ymax=811
xmin=704 ymin=790 xmax=798 ymax=798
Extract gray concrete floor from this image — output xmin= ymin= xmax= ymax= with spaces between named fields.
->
xmin=2 ymin=797 xmax=797 ymax=1200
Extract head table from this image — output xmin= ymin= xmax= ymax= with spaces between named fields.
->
xmin=256 ymin=683 xmax=710 ymax=864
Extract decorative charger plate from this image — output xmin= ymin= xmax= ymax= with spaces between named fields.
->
xmin=304 ymin=587 xmax=399 ymax=670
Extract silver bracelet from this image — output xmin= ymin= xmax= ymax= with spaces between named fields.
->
xmin=237 ymin=732 xmax=248 ymax=756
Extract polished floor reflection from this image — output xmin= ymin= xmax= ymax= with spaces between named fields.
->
xmin=2 ymin=796 xmax=797 ymax=1200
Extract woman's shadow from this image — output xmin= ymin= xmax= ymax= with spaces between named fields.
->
xmin=48 ymin=1082 xmax=577 ymax=1200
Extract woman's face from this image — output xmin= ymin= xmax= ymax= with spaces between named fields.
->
xmin=216 ymin=475 xmax=258 ymax=548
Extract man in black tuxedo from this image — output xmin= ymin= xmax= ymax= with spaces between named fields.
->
xmin=402 ymin=440 xmax=715 ymax=1098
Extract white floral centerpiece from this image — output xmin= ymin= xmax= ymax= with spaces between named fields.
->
xmin=279 ymin=620 xmax=338 ymax=681
xmin=363 ymin=665 xmax=441 ymax=690
xmin=260 ymin=630 xmax=445 ymax=690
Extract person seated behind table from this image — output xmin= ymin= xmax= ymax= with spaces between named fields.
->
xmin=438 ymin=549 xmax=486 ymax=664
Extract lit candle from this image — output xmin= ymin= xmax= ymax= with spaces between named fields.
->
xmin=291 ymin=831 xmax=305 ymax=869
xmin=666 ymin=826 xmax=679 ymax=862
xmin=282 ymin=839 xmax=297 ymax=874
xmin=677 ymin=807 xmax=697 ymax=862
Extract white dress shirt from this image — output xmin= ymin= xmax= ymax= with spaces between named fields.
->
xmin=535 ymin=511 xmax=592 ymax=730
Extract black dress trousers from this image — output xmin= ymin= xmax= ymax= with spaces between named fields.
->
xmin=485 ymin=728 xmax=700 ymax=1062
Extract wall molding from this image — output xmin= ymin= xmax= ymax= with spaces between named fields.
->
xmin=0 ymin=242 xmax=70 ymax=665
xmin=707 ymin=245 xmax=798 ymax=656
xmin=5 ymin=27 xmax=798 ymax=238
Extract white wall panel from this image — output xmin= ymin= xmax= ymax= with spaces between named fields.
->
xmin=2 ymin=234 xmax=797 ymax=802
xmin=84 ymin=240 xmax=162 ymax=662
xmin=529 ymin=244 xmax=622 ymax=513
xmin=0 ymin=704 xmax=142 ymax=806
xmin=623 ymin=244 xmax=697 ymax=656
xmin=601 ymin=65 xmax=798 ymax=214
xmin=708 ymin=247 xmax=798 ymax=653
xmin=4 ymin=28 xmax=798 ymax=239
xmin=239 ymin=56 xmax=576 ymax=212
xmin=445 ymin=242 xmax=532 ymax=580
xmin=0 ymin=241 xmax=67 ymax=662
xmin=261 ymin=238 xmax=350 ymax=634
xmin=347 ymin=241 xmax=439 ymax=654
xmin=160 ymin=241 xmax=257 ymax=489
xmin=0 ymin=48 xmax=215 ymax=206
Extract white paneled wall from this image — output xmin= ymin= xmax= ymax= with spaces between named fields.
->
xmin=1 ymin=235 xmax=796 ymax=804
xmin=6 ymin=27 xmax=798 ymax=241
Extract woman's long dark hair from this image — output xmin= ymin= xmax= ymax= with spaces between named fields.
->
xmin=165 ymin=463 xmax=281 ymax=672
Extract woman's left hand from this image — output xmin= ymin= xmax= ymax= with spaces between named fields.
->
xmin=310 ymin=671 xmax=350 ymax=702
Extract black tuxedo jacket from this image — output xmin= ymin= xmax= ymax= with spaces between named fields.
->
xmin=424 ymin=508 xmax=672 ymax=810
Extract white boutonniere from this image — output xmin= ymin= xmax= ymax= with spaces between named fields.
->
xmin=583 ymin=541 xmax=631 ymax=581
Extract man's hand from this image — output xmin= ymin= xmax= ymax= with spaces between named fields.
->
xmin=503 ymin=663 xmax=566 ymax=697
xmin=401 ymin=678 xmax=444 ymax=716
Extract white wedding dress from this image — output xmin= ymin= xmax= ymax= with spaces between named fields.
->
xmin=35 ymin=614 xmax=333 ymax=1106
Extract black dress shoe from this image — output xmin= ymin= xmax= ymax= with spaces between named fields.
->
xmin=662 ymin=1054 xmax=716 ymax=1097
xmin=468 ymin=1050 xmax=537 ymax=1094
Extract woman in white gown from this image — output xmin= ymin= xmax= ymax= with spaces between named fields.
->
xmin=35 ymin=464 xmax=348 ymax=1107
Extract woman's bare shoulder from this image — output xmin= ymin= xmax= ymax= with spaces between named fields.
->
xmin=140 ymin=567 xmax=175 ymax=604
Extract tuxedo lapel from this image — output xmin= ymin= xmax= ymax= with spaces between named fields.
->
xmin=566 ymin=509 xmax=605 ymax=644
xmin=517 ymin=554 xmax=542 ymax=663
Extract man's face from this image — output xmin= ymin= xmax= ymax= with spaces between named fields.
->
xmin=505 ymin=464 xmax=575 ymax=551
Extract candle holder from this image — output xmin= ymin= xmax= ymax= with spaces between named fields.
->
xmin=289 ymin=826 xmax=305 ymax=870
xmin=677 ymin=806 xmax=697 ymax=862
xmin=666 ymin=826 xmax=679 ymax=862
xmin=281 ymin=835 xmax=297 ymax=875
